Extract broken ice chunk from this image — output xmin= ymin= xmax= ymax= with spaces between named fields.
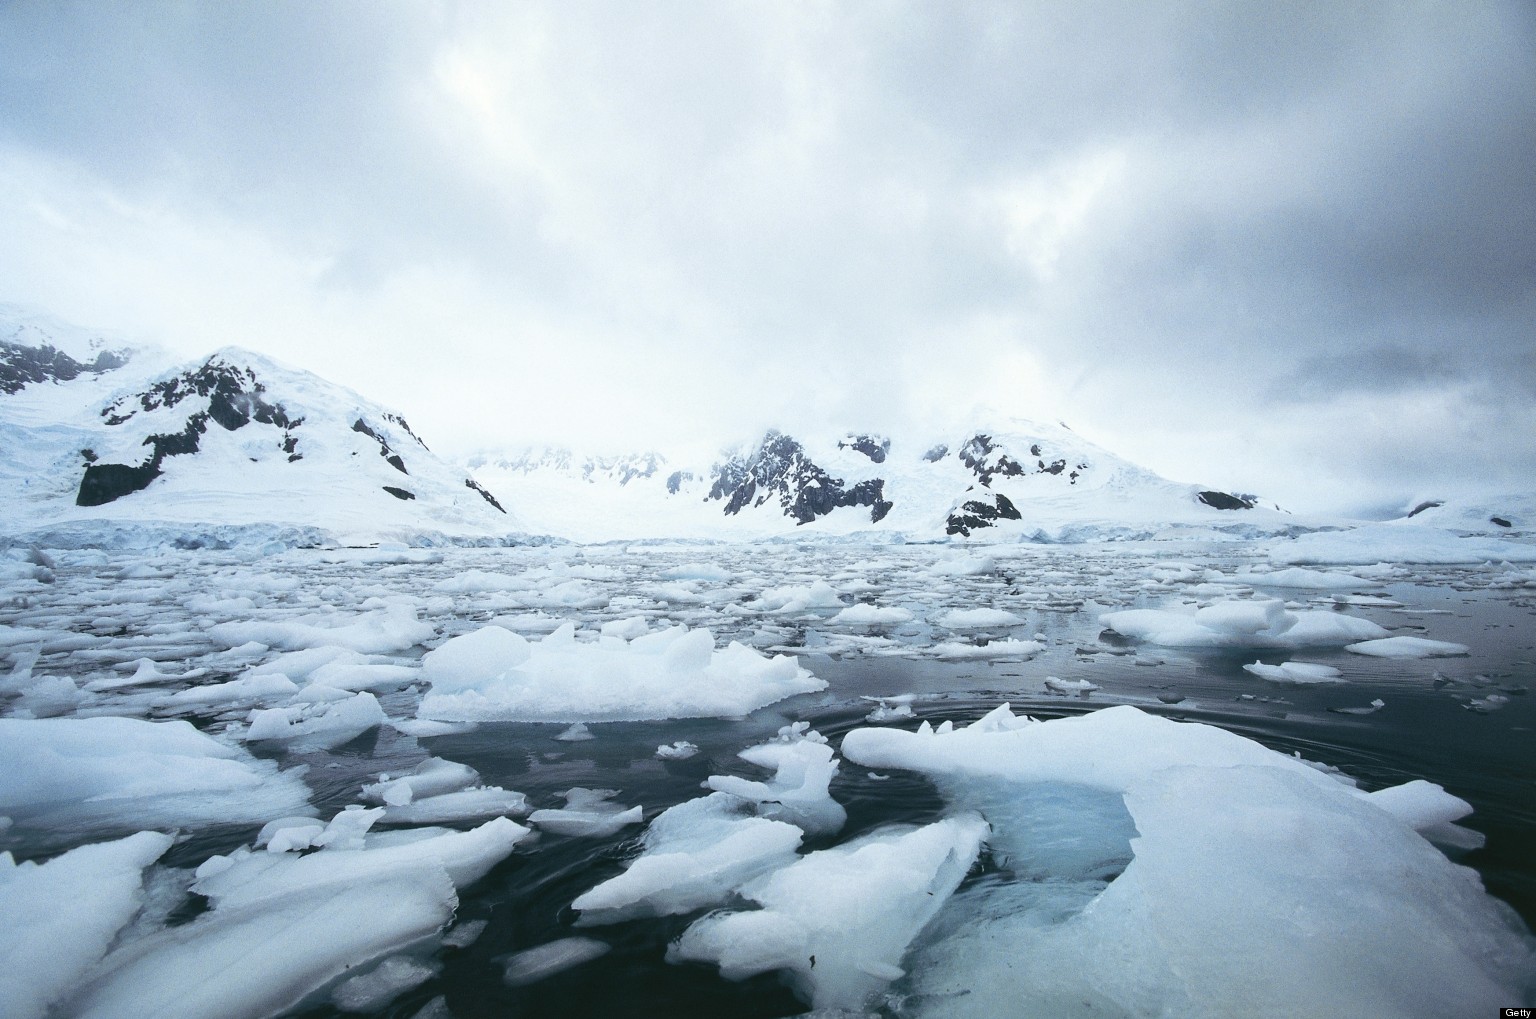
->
xmin=1242 ymin=660 xmax=1344 ymax=684
xmin=1329 ymin=698 xmax=1386 ymax=715
xmin=502 ymin=937 xmax=611 ymax=987
xmin=655 ymin=741 xmax=700 ymax=760
xmin=707 ymin=724 xmax=846 ymax=837
xmin=1344 ymin=636 xmax=1470 ymax=658
xmin=668 ymin=814 xmax=988 ymax=1011
xmin=529 ymin=789 xmax=642 ymax=838
xmin=573 ymin=792 xmax=803 ymax=922
xmin=0 ymin=831 xmax=173 ymax=1019
xmin=330 ymin=955 xmax=440 ymax=1012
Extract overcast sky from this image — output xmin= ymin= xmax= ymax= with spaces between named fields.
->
xmin=2 ymin=2 xmax=1532 ymax=515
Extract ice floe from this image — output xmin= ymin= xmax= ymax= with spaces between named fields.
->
xmin=417 ymin=623 xmax=824 ymax=722
xmin=1345 ymin=636 xmax=1471 ymax=658
xmin=840 ymin=704 xmax=1535 ymax=1018
xmin=0 ymin=716 xmax=313 ymax=835
xmin=1101 ymin=599 xmax=1389 ymax=648
xmin=668 ymin=814 xmax=988 ymax=1011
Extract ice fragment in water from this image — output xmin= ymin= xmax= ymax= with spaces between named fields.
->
xmin=573 ymin=792 xmax=803 ymax=922
xmin=669 ymin=814 xmax=988 ymax=1011
xmin=502 ymin=937 xmax=611 ymax=987
xmin=330 ymin=955 xmax=440 ymax=1012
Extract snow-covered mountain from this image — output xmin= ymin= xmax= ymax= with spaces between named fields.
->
xmin=0 ymin=304 xmax=1304 ymax=547
xmin=468 ymin=422 xmax=1293 ymax=543
xmin=0 ymin=308 xmax=518 ymax=546
xmin=1396 ymin=494 xmax=1534 ymax=534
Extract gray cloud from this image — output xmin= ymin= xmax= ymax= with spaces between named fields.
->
xmin=0 ymin=1 xmax=1531 ymax=514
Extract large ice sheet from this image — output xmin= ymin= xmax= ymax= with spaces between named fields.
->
xmin=417 ymin=623 xmax=825 ymax=721
xmin=0 ymin=831 xmax=172 ymax=1019
xmin=669 ymin=814 xmax=988 ymax=1011
xmin=0 ymin=716 xmax=313 ymax=834
xmin=841 ymin=705 xmax=1536 ymax=1018
xmin=62 ymin=817 xmax=530 ymax=1019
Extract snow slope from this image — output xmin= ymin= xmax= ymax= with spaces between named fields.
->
xmin=0 ymin=308 xmax=519 ymax=546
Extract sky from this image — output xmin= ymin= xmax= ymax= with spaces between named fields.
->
xmin=1 ymin=1 xmax=1533 ymax=517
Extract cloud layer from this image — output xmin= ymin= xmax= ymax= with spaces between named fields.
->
xmin=2 ymin=2 xmax=1532 ymax=513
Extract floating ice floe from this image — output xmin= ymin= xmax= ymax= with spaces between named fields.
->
xmin=1044 ymin=676 xmax=1099 ymax=694
xmin=706 ymin=723 xmax=846 ymax=837
xmin=934 ymin=608 xmax=1025 ymax=628
xmin=1345 ymin=636 xmax=1471 ymax=658
xmin=1101 ymin=599 xmax=1388 ymax=649
xmin=528 ymin=788 xmax=643 ymax=838
xmin=59 ymin=816 xmax=528 ymax=1019
xmin=361 ymin=757 xmax=528 ymax=825
xmin=0 ymin=716 xmax=313 ymax=835
xmin=244 ymin=691 xmax=386 ymax=751
xmin=828 ymin=604 xmax=914 ymax=626
xmin=840 ymin=704 xmax=1532 ymax=1018
xmin=864 ymin=695 xmax=916 ymax=723
xmin=502 ymin=937 xmax=612 ymax=987
xmin=925 ymin=555 xmax=996 ymax=576
xmin=668 ymin=814 xmax=989 ymax=1012
xmin=572 ymin=792 xmax=804 ymax=923
xmin=1234 ymin=567 xmax=1379 ymax=589
xmin=655 ymin=740 xmax=700 ymax=760
xmin=1242 ymin=660 xmax=1345 ymax=684
xmin=331 ymin=955 xmax=441 ymax=1012
xmin=1330 ymin=698 xmax=1387 ymax=716
xmin=0 ymin=831 xmax=173 ymax=1019
xmin=207 ymin=604 xmax=435 ymax=655
xmin=754 ymin=579 xmax=846 ymax=613
xmin=554 ymin=722 xmax=596 ymax=742
xmin=417 ymin=623 xmax=825 ymax=722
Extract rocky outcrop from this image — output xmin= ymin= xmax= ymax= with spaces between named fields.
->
xmin=1195 ymin=490 xmax=1256 ymax=510
xmin=1 ymin=341 xmax=128 ymax=395
xmin=946 ymin=490 xmax=1022 ymax=537
xmin=707 ymin=431 xmax=892 ymax=525
xmin=79 ymin=358 xmax=305 ymax=507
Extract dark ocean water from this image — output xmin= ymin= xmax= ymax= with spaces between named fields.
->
xmin=5 ymin=547 xmax=1533 ymax=1018
xmin=282 ymin=579 xmax=1536 ymax=1018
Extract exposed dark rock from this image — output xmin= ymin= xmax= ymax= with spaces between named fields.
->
xmin=384 ymin=412 xmax=428 ymax=450
xmin=1196 ymin=490 xmax=1256 ymax=510
xmin=466 ymin=478 xmax=506 ymax=513
xmin=923 ymin=444 xmax=948 ymax=463
xmin=838 ymin=434 xmax=890 ymax=464
xmin=958 ymin=434 xmax=1025 ymax=486
xmin=80 ymin=448 xmax=97 ymax=463
xmin=78 ymin=357 xmax=306 ymax=506
xmin=945 ymin=491 xmax=1022 ymax=536
xmin=383 ymin=486 xmax=415 ymax=501
xmin=353 ymin=418 xmax=408 ymax=475
xmin=1 ymin=341 xmax=128 ymax=395
xmin=1490 ymin=516 xmax=1512 ymax=528
xmin=707 ymin=431 xmax=893 ymax=525
xmin=959 ymin=434 xmax=1087 ymax=487
xmin=104 ymin=358 xmax=302 ymax=432
xmin=77 ymin=462 xmax=161 ymax=507
xmin=666 ymin=470 xmax=694 ymax=494
xmin=1407 ymin=500 xmax=1445 ymax=518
